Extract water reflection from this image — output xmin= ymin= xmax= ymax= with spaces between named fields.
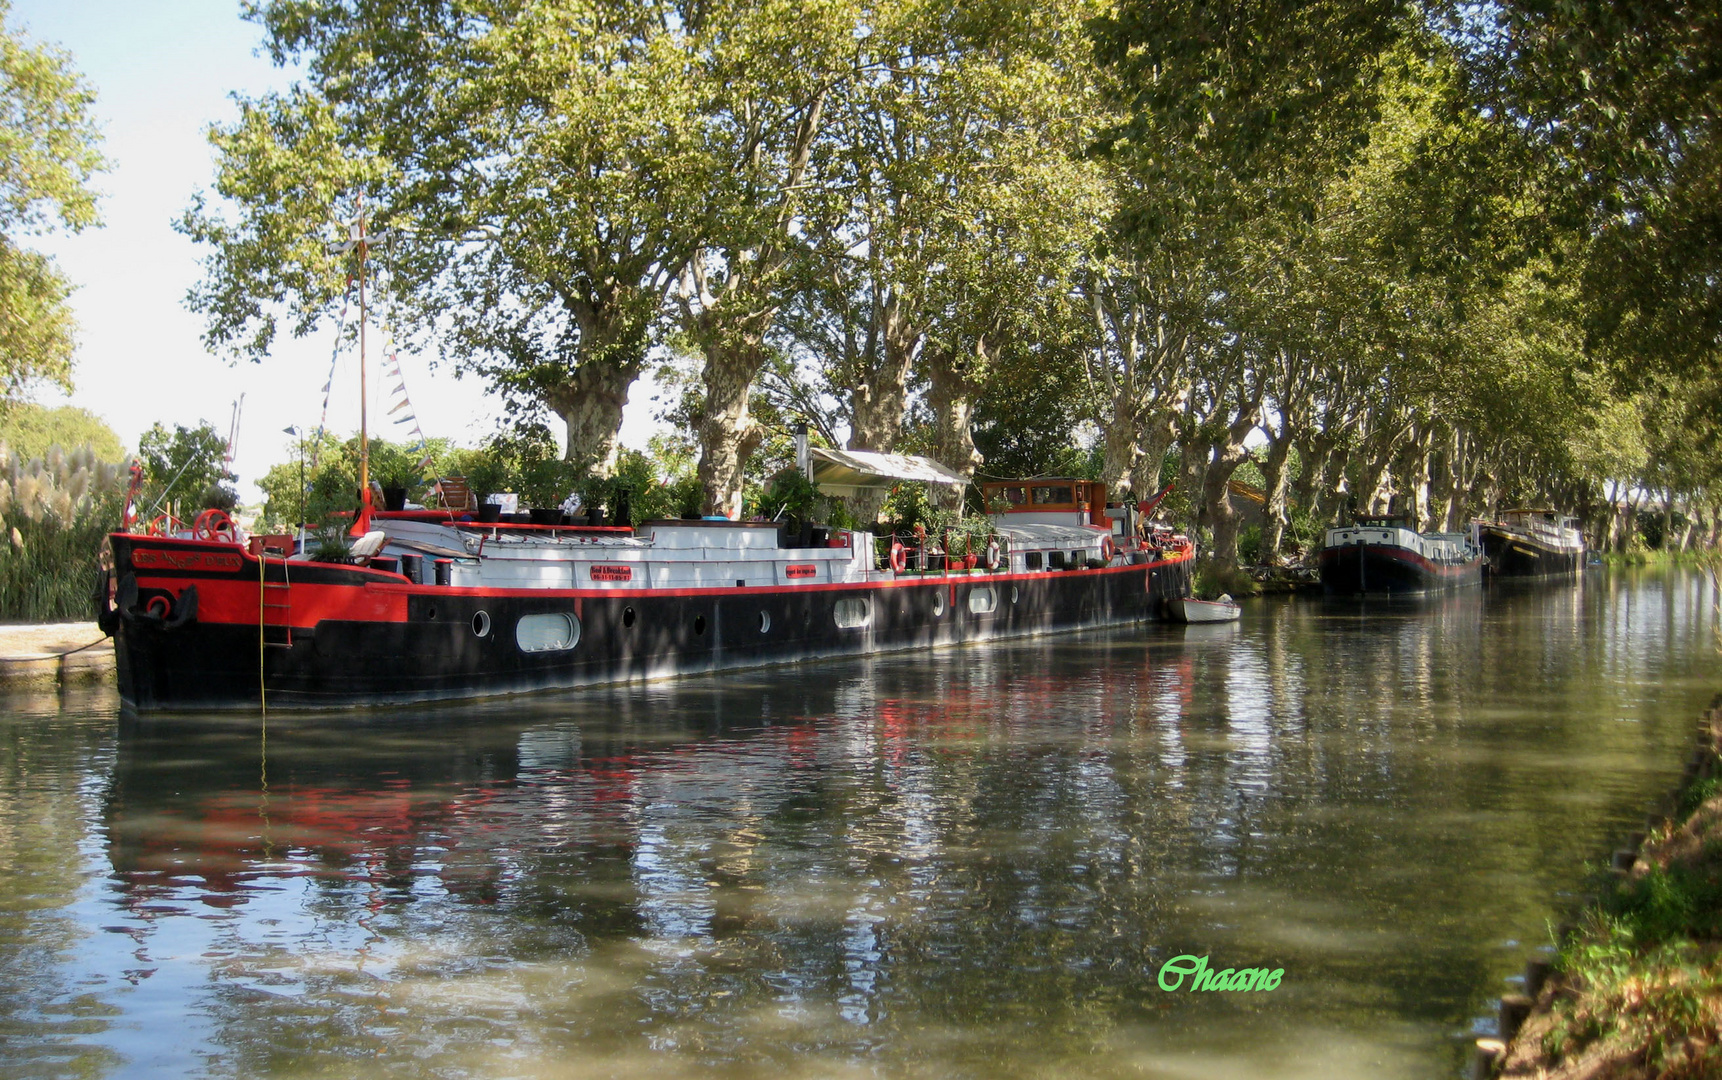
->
xmin=0 ymin=568 xmax=1716 ymax=1078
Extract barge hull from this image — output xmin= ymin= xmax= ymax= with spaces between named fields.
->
xmin=107 ymin=538 xmax=1193 ymax=711
xmin=1317 ymin=544 xmax=1483 ymax=595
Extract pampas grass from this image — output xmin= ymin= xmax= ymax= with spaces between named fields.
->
xmin=0 ymin=441 xmax=125 ymax=621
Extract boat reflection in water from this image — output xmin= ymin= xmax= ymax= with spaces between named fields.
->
xmin=78 ymin=573 xmax=1716 ymax=1080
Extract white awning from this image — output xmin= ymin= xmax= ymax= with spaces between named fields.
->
xmin=809 ymin=448 xmax=968 ymax=497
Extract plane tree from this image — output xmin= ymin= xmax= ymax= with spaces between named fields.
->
xmin=0 ymin=3 xmax=104 ymax=401
xmin=183 ymin=0 xmax=717 ymax=476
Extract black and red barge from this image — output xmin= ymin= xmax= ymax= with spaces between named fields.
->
xmin=1317 ymin=516 xmax=1485 ymax=595
xmin=99 ymin=479 xmax=1194 ymax=711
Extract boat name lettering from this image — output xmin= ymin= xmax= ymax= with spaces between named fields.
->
xmin=785 ymin=564 xmax=817 ymax=579
xmin=589 ymin=564 xmax=632 ymax=582
xmin=133 ymin=549 xmax=244 ymax=572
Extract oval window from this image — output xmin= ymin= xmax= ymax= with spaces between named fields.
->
xmin=968 ymin=587 xmax=997 ymax=614
xmin=932 ymin=590 xmax=946 ymax=617
xmin=833 ymin=597 xmax=871 ymax=629
xmin=472 ymin=610 xmax=492 ymax=637
xmin=516 ymin=612 xmax=579 ymax=652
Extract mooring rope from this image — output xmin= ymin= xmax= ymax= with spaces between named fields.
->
xmin=0 ymin=637 xmax=109 ymax=662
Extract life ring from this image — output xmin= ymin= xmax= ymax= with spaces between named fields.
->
xmin=984 ymin=538 xmax=1002 ymax=570
xmin=1100 ymin=536 xmax=1115 ymax=563
xmin=193 ymin=508 xmax=236 ymax=542
xmin=145 ymin=594 xmax=172 ymax=620
xmin=889 ymin=540 xmax=908 ymax=573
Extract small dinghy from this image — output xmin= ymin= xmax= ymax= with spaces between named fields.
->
xmin=1170 ymin=594 xmax=1241 ymax=623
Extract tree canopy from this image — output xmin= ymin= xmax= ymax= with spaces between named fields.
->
xmin=186 ymin=0 xmax=1722 ymax=559
xmin=0 ymin=1 xmax=104 ymax=400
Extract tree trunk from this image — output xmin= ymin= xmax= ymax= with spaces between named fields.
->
xmin=925 ymin=345 xmax=982 ymax=515
xmin=545 ymin=358 xmax=643 ymax=478
xmin=1130 ymin=399 xmax=1184 ymax=505
xmin=694 ymin=330 xmax=769 ymax=519
xmin=1310 ymin=443 xmax=1351 ymax=527
xmin=1257 ymin=430 xmax=1295 ymax=563
xmin=1201 ymin=442 xmax=1250 ymax=568
xmin=1100 ymin=393 xmax=1141 ymax=497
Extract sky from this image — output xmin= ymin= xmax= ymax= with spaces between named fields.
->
xmin=10 ymin=0 xmax=662 ymax=501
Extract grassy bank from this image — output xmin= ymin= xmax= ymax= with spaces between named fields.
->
xmin=1597 ymin=548 xmax=1721 ymax=568
xmin=1499 ymin=702 xmax=1722 ymax=1079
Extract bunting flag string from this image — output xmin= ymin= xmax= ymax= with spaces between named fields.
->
xmin=376 ymin=327 xmax=434 ymax=480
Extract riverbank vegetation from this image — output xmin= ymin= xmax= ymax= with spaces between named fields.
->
xmin=179 ymin=0 xmax=1722 ymax=569
xmin=1503 ymin=735 xmax=1722 ymax=1079
xmin=0 ymin=442 xmax=125 ymax=621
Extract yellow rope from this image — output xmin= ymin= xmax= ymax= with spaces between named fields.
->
xmin=258 ymin=548 xmax=267 ymax=716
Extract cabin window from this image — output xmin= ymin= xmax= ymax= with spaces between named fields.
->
xmin=1024 ymin=551 xmax=1044 ymax=570
xmin=516 ymin=612 xmax=578 ymax=652
xmin=1048 ymin=551 xmax=1066 ymax=570
xmin=833 ymin=598 xmax=871 ymax=628
xmin=1069 ymin=550 xmax=1085 ymax=569
xmin=1032 ymin=485 xmax=1074 ymax=505
xmin=968 ymin=587 xmax=997 ymax=614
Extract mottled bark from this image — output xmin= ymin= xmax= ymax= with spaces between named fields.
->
xmin=1131 ymin=411 xmax=1179 ymax=506
xmin=1197 ymin=405 xmax=1262 ymax=568
xmin=544 ymin=358 xmax=642 ymax=479
xmin=925 ymin=343 xmax=984 ymax=515
xmin=841 ymin=294 xmax=919 ymax=523
xmin=1257 ymin=431 xmax=1294 ymax=562
xmin=1200 ymin=440 xmax=1252 ymax=568
xmin=1309 ymin=443 xmax=1351 ymax=528
xmin=694 ymin=329 xmax=770 ymax=519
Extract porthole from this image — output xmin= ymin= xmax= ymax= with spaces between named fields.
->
xmin=833 ymin=597 xmax=871 ymax=629
xmin=932 ymin=590 xmax=946 ymax=617
xmin=623 ymin=606 xmax=636 ymax=628
xmin=758 ymin=610 xmax=771 ymax=633
xmin=516 ymin=612 xmax=579 ymax=652
xmin=694 ymin=614 xmax=707 ymax=635
xmin=427 ymin=605 xmax=438 ymax=620
xmin=1010 ymin=586 xmax=1020 ymax=605
xmin=968 ymin=587 xmax=998 ymax=614
xmin=472 ymin=610 xmax=492 ymax=637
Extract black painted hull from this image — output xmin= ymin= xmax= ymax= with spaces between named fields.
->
xmin=1480 ymin=527 xmax=1583 ymax=577
xmin=1317 ymin=542 xmax=1483 ymax=595
xmin=108 ymin=542 xmax=1193 ymax=711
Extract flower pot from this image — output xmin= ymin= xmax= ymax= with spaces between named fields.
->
xmin=528 ymin=507 xmax=562 ymax=526
xmin=476 ymin=503 xmax=503 ymax=523
xmin=963 ymin=554 xmax=979 ymax=570
xmin=382 ymin=486 xmax=408 ymax=512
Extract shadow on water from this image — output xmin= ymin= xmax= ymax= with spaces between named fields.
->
xmin=0 ymin=566 xmax=1717 ymax=1078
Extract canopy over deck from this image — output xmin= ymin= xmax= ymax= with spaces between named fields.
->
xmin=810 ymin=448 xmax=968 ymax=497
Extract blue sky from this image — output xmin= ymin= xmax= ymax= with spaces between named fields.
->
xmin=10 ymin=0 xmax=657 ymax=500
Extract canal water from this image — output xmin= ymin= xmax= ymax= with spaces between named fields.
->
xmin=2 ymin=568 xmax=1717 ymax=1079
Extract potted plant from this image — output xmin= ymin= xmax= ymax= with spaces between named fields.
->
xmin=518 ymin=457 xmax=580 ymax=524
xmin=370 ymin=446 xmax=422 ymax=512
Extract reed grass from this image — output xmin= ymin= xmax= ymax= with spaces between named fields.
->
xmin=0 ymin=442 xmax=125 ymax=622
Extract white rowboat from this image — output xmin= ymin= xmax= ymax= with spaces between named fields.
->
xmin=1170 ymin=596 xmax=1241 ymax=623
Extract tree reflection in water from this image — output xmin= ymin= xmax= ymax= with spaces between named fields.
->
xmin=0 ymin=569 xmax=1716 ymax=1077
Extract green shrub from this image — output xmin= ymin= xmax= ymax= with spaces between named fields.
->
xmin=0 ymin=443 xmax=127 ymax=621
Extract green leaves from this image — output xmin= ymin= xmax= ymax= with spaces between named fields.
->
xmin=0 ymin=1 xmax=105 ymax=400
